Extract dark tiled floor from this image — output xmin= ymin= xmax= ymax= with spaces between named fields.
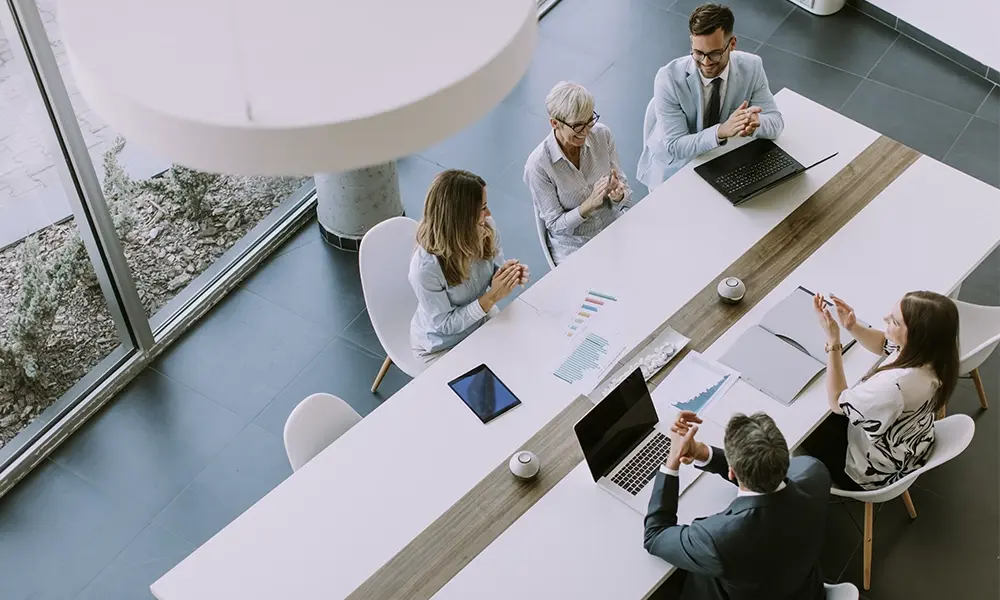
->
xmin=2 ymin=1 xmax=999 ymax=598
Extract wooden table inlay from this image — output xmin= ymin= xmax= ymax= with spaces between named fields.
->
xmin=348 ymin=136 xmax=920 ymax=599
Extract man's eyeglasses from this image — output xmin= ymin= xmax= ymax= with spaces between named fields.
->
xmin=559 ymin=111 xmax=600 ymax=134
xmin=691 ymin=38 xmax=733 ymax=64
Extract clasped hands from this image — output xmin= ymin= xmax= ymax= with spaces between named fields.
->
xmin=718 ymin=100 xmax=762 ymax=140
xmin=665 ymin=410 xmax=712 ymax=471
xmin=580 ymin=169 xmax=626 ymax=217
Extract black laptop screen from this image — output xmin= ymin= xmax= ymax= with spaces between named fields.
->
xmin=574 ymin=368 xmax=658 ymax=482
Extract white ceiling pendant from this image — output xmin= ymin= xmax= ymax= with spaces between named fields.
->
xmin=59 ymin=0 xmax=538 ymax=175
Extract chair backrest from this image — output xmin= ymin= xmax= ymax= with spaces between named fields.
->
xmin=824 ymin=582 xmax=860 ymax=600
xmin=283 ymin=393 xmax=362 ymax=471
xmin=534 ymin=208 xmax=556 ymax=270
xmin=831 ymin=414 xmax=975 ymax=503
xmin=954 ymin=300 xmax=1000 ymax=373
xmin=359 ymin=217 xmax=420 ymax=369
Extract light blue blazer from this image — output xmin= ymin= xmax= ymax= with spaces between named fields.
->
xmin=637 ymin=51 xmax=783 ymax=190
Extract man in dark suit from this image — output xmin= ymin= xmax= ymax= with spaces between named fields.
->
xmin=645 ymin=411 xmax=831 ymax=600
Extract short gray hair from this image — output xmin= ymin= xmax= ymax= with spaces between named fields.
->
xmin=723 ymin=413 xmax=789 ymax=493
xmin=545 ymin=81 xmax=595 ymax=123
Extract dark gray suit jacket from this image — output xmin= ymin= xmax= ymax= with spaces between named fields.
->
xmin=644 ymin=448 xmax=831 ymax=600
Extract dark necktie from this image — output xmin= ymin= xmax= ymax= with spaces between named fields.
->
xmin=704 ymin=77 xmax=722 ymax=129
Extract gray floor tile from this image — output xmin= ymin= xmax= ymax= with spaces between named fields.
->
xmin=417 ymin=101 xmax=550 ymax=186
xmin=502 ymin=34 xmax=614 ymax=120
xmin=153 ymin=289 xmax=333 ymax=418
xmin=75 ymin=523 xmax=193 ymax=600
xmin=756 ymin=44 xmax=863 ymax=111
xmin=253 ymin=337 xmax=411 ymax=438
xmin=242 ymin=233 xmax=367 ymax=333
xmin=764 ymin=7 xmax=898 ymax=77
xmin=153 ymin=424 xmax=292 ymax=548
xmin=0 ymin=460 xmax=147 ymax=600
xmin=847 ymin=0 xmax=896 ymax=29
xmin=895 ymin=19 xmax=990 ymax=80
xmin=869 ymin=36 xmax=995 ymax=116
xmin=989 ymin=68 xmax=1000 ymax=86
xmin=541 ymin=0 xmax=691 ymax=61
xmin=272 ymin=218 xmax=320 ymax=259
xmin=943 ymin=118 xmax=1000 ymax=189
xmin=977 ymin=86 xmax=999 ymax=124
xmin=339 ymin=310 xmax=387 ymax=359
xmin=960 ymin=245 xmax=1000 ymax=300
xmin=50 ymin=369 xmax=246 ymax=523
xmin=839 ymin=487 xmax=998 ymax=599
xmin=820 ymin=500 xmax=863 ymax=583
xmin=397 ymin=154 xmax=446 ymax=213
xmin=841 ymin=80 xmax=971 ymax=160
xmin=670 ymin=0 xmax=794 ymax=43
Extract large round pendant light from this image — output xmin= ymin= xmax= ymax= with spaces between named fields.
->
xmin=58 ymin=0 xmax=538 ymax=175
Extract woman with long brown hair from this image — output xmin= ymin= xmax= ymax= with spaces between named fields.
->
xmin=409 ymin=169 xmax=528 ymax=364
xmin=803 ymin=291 xmax=959 ymax=490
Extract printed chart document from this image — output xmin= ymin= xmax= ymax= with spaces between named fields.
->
xmin=651 ymin=352 xmax=738 ymax=417
xmin=719 ymin=286 xmax=856 ymax=405
xmin=551 ymin=290 xmax=626 ymax=394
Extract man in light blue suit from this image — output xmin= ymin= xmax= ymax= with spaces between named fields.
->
xmin=637 ymin=4 xmax=784 ymax=191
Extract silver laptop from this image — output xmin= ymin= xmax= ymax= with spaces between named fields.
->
xmin=574 ymin=368 xmax=699 ymax=515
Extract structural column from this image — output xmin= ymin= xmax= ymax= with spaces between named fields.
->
xmin=315 ymin=162 xmax=403 ymax=251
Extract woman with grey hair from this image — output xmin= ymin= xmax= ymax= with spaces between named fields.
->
xmin=523 ymin=81 xmax=632 ymax=266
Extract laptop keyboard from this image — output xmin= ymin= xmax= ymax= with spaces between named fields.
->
xmin=715 ymin=148 xmax=797 ymax=194
xmin=609 ymin=432 xmax=671 ymax=495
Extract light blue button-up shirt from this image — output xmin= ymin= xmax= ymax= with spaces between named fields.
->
xmin=409 ymin=221 xmax=505 ymax=357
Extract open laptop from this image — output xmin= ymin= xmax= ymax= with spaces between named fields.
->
xmin=694 ymin=138 xmax=837 ymax=206
xmin=574 ymin=368 xmax=699 ymax=515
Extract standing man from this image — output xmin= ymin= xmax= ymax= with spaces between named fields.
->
xmin=637 ymin=4 xmax=784 ymax=190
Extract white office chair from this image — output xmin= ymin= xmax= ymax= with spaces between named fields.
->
xmin=951 ymin=300 xmax=1000 ymax=413
xmin=824 ymin=582 xmax=860 ymax=600
xmin=359 ymin=216 xmax=425 ymax=392
xmin=534 ymin=207 xmax=556 ymax=270
xmin=283 ymin=393 xmax=362 ymax=471
xmin=831 ymin=414 xmax=975 ymax=590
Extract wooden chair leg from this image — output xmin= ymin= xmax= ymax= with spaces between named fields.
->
xmin=863 ymin=502 xmax=874 ymax=591
xmin=901 ymin=490 xmax=917 ymax=519
xmin=972 ymin=368 xmax=989 ymax=410
xmin=936 ymin=405 xmax=946 ymax=420
xmin=371 ymin=357 xmax=392 ymax=393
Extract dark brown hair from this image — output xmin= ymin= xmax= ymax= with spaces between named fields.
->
xmin=867 ymin=291 xmax=959 ymax=411
xmin=723 ymin=412 xmax=789 ymax=493
xmin=689 ymin=3 xmax=735 ymax=36
xmin=416 ymin=169 xmax=496 ymax=287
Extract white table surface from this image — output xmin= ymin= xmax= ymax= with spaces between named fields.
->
xmin=432 ymin=103 xmax=1000 ymax=599
xmin=152 ymin=90 xmax=1000 ymax=600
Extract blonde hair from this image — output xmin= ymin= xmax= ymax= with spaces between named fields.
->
xmin=416 ymin=170 xmax=497 ymax=286
xmin=545 ymin=81 xmax=594 ymax=123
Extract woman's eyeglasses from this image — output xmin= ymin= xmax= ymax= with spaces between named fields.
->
xmin=559 ymin=111 xmax=600 ymax=134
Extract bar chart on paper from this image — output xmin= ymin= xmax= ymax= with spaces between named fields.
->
xmin=554 ymin=333 xmax=617 ymax=385
xmin=656 ymin=352 xmax=738 ymax=416
xmin=567 ymin=290 xmax=618 ymax=340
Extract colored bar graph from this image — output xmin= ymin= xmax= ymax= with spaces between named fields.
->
xmin=554 ymin=333 xmax=611 ymax=384
xmin=588 ymin=290 xmax=617 ymax=302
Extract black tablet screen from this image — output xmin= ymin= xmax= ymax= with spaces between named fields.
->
xmin=448 ymin=364 xmax=521 ymax=424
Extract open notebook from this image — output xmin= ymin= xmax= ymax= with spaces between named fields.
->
xmin=719 ymin=286 xmax=857 ymax=405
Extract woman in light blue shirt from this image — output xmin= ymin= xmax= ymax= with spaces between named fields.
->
xmin=409 ymin=170 xmax=529 ymax=364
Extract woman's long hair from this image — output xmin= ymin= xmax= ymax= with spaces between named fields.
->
xmin=416 ymin=170 xmax=496 ymax=286
xmin=866 ymin=291 xmax=959 ymax=411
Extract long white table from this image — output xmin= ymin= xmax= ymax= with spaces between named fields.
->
xmin=152 ymin=90 xmax=1000 ymax=600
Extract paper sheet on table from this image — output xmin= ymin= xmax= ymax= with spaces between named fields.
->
xmin=549 ymin=290 xmax=626 ymax=394
xmin=651 ymin=352 xmax=739 ymax=416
